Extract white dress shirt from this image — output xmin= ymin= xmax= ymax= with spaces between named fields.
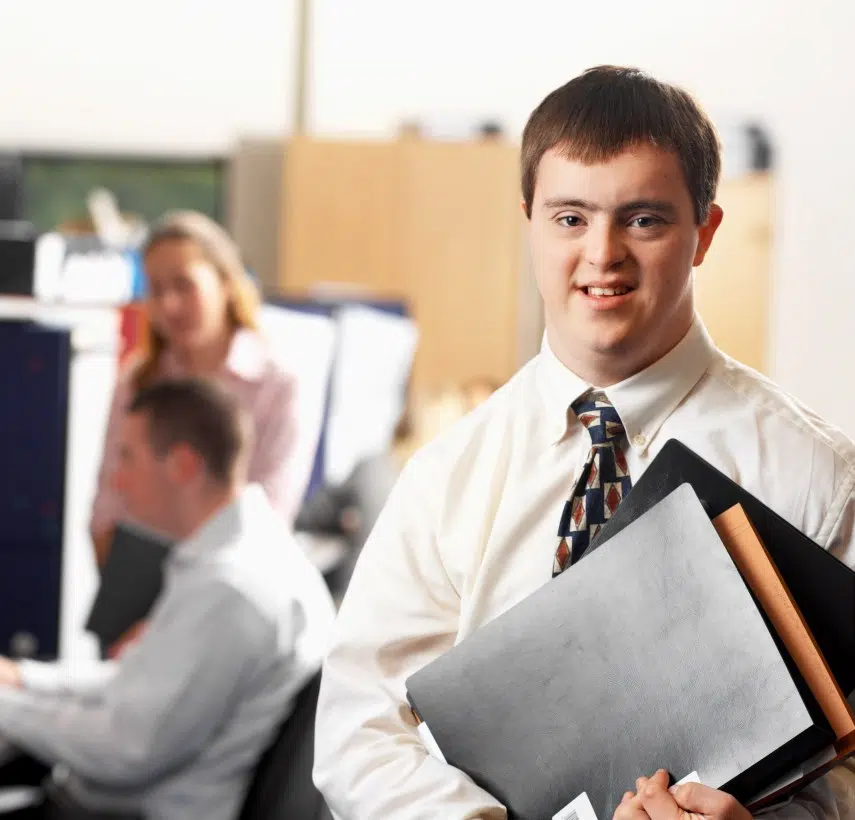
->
xmin=0 ymin=485 xmax=336 ymax=820
xmin=314 ymin=318 xmax=855 ymax=820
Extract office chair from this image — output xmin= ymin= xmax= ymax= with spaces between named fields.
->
xmin=238 ymin=671 xmax=332 ymax=820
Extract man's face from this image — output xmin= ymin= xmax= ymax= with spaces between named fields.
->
xmin=527 ymin=143 xmax=722 ymax=382
xmin=112 ymin=413 xmax=174 ymax=534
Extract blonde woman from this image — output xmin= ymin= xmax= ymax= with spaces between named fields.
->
xmin=90 ymin=211 xmax=304 ymax=567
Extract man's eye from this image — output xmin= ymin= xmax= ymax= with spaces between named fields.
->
xmin=629 ymin=215 xmax=662 ymax=228
xmin=558 ymin=215 xmax=582 ymax=227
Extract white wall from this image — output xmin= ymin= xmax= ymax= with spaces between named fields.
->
xmin=2 ymin=0 xmax=855 ymax=431
xmin=0 ymin=0 xmax=297 ymax=153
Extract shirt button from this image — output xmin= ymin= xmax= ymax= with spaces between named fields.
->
xmin=633 ymin=434 xmax=647 ymax=447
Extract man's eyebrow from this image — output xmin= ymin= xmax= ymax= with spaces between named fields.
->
xmin=616 ymin=199 xmax=677 ymax=216
xmin=541 ymin=197 xmax=599 ymax=211
xmin=540 ymin=197 xmax=677 ymax=216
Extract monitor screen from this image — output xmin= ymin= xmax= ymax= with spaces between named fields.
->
xmin=21 ymin=153 xmax=225 ymax=234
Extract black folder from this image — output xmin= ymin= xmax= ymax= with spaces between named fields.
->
xmin=85 ymin=523 xmax=172 ymax=646
xmin=406 ymin=484 xmax=834 ymax=820
xmin=589 ymin=439 xmax=855 ymax=700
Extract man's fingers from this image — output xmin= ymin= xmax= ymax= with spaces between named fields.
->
xmin=613 ymin=793 xmax=647 ymax=820
xmin=652 ymin=770 xmax=671 ymax=788
xmin=639 ymin=776 xmax=682 ymax=820
xmin=615 ymin=770 xmax=673 ymax=820
xmin=672 ymin=783 xmax=738 ymax=816
xmin=636 ymin=770 xmax=668 ymax=793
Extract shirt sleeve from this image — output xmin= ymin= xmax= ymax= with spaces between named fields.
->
xmin=249 ymin=371 xmax=302 ymax=522
xmin=819 ymin=463 xmax=855 ymax=569
xmin=312 ymin=455 xmax=507 ymax=819
xmin=89 ymin=366 xmax=134 ymax=537
xmin=18 ymin=659 xmax=118 ymax=699
xmin=0 ymin=581 xmax=275 ymax=789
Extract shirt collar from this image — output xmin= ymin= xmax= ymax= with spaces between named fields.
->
xmin=169 ymin=484 xmax=269 ymax=566
xmin=537 ymin=317 xmax=716 ymax=452
xmin=161 ymin=329 xmax=268 ymax=382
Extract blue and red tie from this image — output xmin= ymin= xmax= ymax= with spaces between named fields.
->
xmin=553 ymin=391 xmax=633 ymax=576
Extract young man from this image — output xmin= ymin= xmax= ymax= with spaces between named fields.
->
xmin=0 ymin=379 xmax=335 ymax=819
xmin=313 ymin=66 xmax=855 ymax=819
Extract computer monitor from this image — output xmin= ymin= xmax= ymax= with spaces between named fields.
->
xmin=0 ymin=155 xmax=25 ymax=221
xmin=21 ymin=153 xmax=225 ymax=233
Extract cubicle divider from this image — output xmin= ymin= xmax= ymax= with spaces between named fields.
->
xmin=262 ymin=294 xmax=416 ymax=502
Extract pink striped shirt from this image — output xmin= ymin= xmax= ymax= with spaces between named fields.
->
xmin=90 ymin=329 xmax=303 ymax=534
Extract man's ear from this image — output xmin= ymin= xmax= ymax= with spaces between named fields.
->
xmin=521 ymin=198 xmax=531 ymax=221
xmin=693 ymin=204 xmax=724 ymax=267
xmin=165 ymin=443 xmax=202 ymax=485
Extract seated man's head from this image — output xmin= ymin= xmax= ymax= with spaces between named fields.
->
xmin=113 ymin=378 xmax=251 ymax=539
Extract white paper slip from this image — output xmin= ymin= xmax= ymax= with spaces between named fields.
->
xmin=0 ymin=787 xmax=41 ymax=812
xmin=675 ymin=771 xmax=701 ymax=786
xmin=553 ymin=791 xmax=599 ymax=820
xmin=416 ymin=721 xmax=446 ymax=763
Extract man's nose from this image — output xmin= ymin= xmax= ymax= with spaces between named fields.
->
xmin=583 ymin=222 xmax=627 ymax=271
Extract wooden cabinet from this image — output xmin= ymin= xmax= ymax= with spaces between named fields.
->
xmin=694 ymin=173 xmax=773 ymax=374
xmin=279 ymin=137 xmax=531 ymax=389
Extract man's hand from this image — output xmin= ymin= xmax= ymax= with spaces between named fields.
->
xmin=615 ymin=770 xmax=752 ymax=820
xmin=614 ymin=770 xmax=671 ymax=820
xmin=0 ymin=657 xmax=22 ymax=688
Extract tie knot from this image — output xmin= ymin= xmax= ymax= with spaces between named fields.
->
xmin=571 ymin=391 xmax=626 ymax=445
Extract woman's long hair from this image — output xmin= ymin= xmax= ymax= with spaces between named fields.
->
xmin=133 ymin=211 xmax=260 ymax=393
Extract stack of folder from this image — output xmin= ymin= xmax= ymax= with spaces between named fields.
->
xmin=406 ymin=440 xmax=855 ymax=820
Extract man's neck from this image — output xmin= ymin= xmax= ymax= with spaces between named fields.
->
xmin=548 ymin=320 xmax=693 ymax=388
xmin=172 ymin=484 xmax=241 ymax=542
xmin=564 ymin=353 xmax=652 ymax=389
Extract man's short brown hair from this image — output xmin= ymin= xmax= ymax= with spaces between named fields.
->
xmin=128 ymin=378 xmax=251 ymax=485
xmin=521 ymin=65 xmax=721 ymax=224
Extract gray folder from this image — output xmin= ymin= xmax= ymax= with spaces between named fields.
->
xmin=587 ymin=438 xmax=855 ymax=701
xmin=406 ymin=484 xmax=833 ymax=820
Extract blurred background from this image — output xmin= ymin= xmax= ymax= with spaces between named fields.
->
xmin=0 ymin=0 xmax=848 ymax=414
xmin=0 ymin=0 xmax=847 ymax=658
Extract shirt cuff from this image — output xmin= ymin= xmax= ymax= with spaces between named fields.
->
xmin=17 ymin=661 xmax=65 ymax=695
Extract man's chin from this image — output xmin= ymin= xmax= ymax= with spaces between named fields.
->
xmin=585 ymin=331 xmax=636 ymax=357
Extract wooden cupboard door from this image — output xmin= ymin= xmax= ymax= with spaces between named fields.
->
xmin=694 ymin=173 xmax=773 ymax=373
xmin=396 ymin=140 xmax=522 ymax=388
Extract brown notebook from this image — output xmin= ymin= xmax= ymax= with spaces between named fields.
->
xmin=713 ymin=504 xmax=855 ymax=809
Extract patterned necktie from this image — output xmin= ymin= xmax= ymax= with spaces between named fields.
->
xmin=552 ymin=391 xmax=633 ymax=576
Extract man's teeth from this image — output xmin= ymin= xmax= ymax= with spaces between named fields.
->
xmin=587 ymin=286 xmax=630 ymax=297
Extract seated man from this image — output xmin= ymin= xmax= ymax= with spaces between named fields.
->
xmin=0 ymin=378 xmax=336 ymax=819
